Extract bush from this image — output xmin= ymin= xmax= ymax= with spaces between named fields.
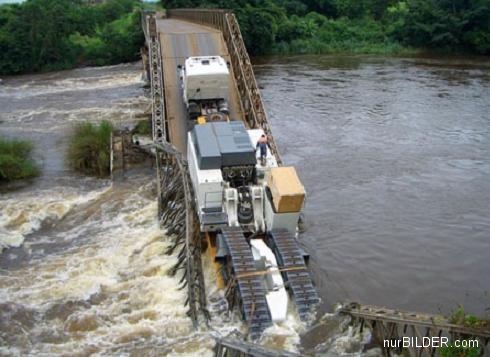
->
xmin=66 ymin=121 xmax=113 ymax=177
xmin=439 ymin=342 xmax=480 ymax=357
xmin=0 ymin=137 xmax=39 ymax=182
xmin=133 ymin=119 xmax=151 ymax=135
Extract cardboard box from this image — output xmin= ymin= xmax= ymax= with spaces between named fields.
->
xmin=267 ymin=167 xmax=305 ymax=213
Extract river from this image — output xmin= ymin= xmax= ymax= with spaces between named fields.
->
xmin=255 ymin=55 xmax=490 ymax=317
xmin=0 ymin=55 xmax=489 ymax=355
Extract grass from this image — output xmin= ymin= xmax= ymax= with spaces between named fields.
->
xmin=0 ymin=137 xmax=39 ymax=182
xmin=133 ymin=119 xmax=151 ymax=136
xmin=436 ymin=305 xmax=487 ymax=356
xmin=66 ymin=121 xmax=113 ymax=177
xmin=439 ymin=342 xmax=481 ymax=357
xmin=448 ymin=305 xmax=489 ymax=329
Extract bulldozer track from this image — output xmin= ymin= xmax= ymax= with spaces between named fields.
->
xmin=268 ymin=229 xmax=319 ymax=320
xmin=221 ymin=227 xmax=272 ymax=339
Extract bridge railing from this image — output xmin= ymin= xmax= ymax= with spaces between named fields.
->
xmin=340 ymin=302 xmax=490 ymax=356
xmin=143 ymin=13 xmax=209 ymax=327
xmin=168 ymin=9 xmax=283 ymax=165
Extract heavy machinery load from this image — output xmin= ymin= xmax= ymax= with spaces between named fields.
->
xmin=181 ymin=56 xmax=319 ymax=339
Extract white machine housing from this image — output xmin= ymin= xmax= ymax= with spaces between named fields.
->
xmin=188 ymin=124 xmax=305 ymax=324
xmin=182 ymin=56 xmax=230 ymax=105
xmin=187 ymin=132 xmax=224 ymax=230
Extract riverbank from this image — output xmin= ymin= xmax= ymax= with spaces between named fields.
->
xmin=2 ymin=0 xmax=488 ymax=76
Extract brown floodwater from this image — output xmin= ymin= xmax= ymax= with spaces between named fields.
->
xmin=0 ymin=55 xmax=489 ymax=355
xmin=254 ymin=55 xmax=490 ymax=317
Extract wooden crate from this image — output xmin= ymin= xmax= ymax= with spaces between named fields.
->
xmin=267 ymin=167 xmax=305 ymax=213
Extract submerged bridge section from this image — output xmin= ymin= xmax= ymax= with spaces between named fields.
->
xmin=141 ymin=8 xmax=489 ymax=357
xmin=341 ymin=303 xmax=489 ymax=357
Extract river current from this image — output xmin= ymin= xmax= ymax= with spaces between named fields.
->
xmin=0 ymin=56 xmax=489 ymax=355
xmin=255 ymin=55 xmax=490 ymax=317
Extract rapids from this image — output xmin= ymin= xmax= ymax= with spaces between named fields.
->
xmin=2 ymin=55 xmax=488 ymax=355
xmin=0 ymin=62 xmax=322 ymax=355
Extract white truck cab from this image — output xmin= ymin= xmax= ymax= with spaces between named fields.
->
xmin=182 ymin=56 xmax=230 ymax=106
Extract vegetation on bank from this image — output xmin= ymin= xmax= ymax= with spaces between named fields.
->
xmin=439 ymin=341 xmax=481 ymax=357
xmin=66 ymin=121 xmax=113 ymax=178
xmin=0 ymin=0 xmax=144 ymax=75
xmin=0 ymin=137 xmax=39 ymax=182
xmin=162 ymin=0 xmax=489 ymax=56
xmin=1 ymin=0 xmax=487 ymax=73
xmin=133 ymin=119 xmax=152 ymax=136
xmin=448 ymin=305 xmax=490 ymax=330
xmin=436 ymin=305 xmax=488 ymax=357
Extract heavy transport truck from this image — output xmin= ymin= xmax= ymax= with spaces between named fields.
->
xmin=181 ymin=55 xmax=319 ymax=338
xmin=181 ymin=56 xmax=230 ymax=124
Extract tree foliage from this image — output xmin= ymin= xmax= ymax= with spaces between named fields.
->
xmin=0 ymin=0 xmax=144 ymax=75
xmin=162 ymin=0 xmax=490 ymax=55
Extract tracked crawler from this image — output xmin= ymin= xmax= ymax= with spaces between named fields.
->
xmin=144 ymin=12 xmax=319 ymax=340
xmin=181 ymin=55 xmax=319 ymax=338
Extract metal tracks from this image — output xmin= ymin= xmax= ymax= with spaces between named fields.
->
xmin=268 ymin=229 xmax=319 ymax=320
xmin=221 ymin=227 xmax=273 ymax=340
xmin=144 ymin=14 xmax=209 ymax=327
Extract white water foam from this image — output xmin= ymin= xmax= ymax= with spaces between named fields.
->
xmin=0 ymin=72 xmax=143 ymax=99
xmin=0 ymin=180 xmax=205 ymax=355
xmin=0 ymin=186 xmax=110 ymax=252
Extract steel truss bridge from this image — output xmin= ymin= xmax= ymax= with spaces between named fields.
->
xmin=140 ymin=9 xmax=489 ymax=357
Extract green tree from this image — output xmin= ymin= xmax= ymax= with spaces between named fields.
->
xmin=0 ymin=0 xmax=144 ymax=75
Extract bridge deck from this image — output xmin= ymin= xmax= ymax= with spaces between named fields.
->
xmin=157 ymin=18 xmax=244 ymax=154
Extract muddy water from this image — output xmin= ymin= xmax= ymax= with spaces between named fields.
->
xmin=0 ymin=64 xmax=204 ymax=355
xmin=0 ymin=63 xmax=310 ymax=355
xmin=254 ymin=55 xmax=490 ymax=317
xmin=1 ymin=55 xmax=489 ymax=355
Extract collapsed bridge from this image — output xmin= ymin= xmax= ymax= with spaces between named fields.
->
xmin=139 ymin=8 xmax=490 ymax=357
xmin=140 ymin=7 xmax=320 ymax=353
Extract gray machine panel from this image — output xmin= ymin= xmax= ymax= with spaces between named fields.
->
xmin=212 ymin=121 xmax=256 ymax=167
xmin=192 ymin=124 xmax=222 ymax=169
xmin=192 ymin=121 xmax=256 ymax=169
xmin=212 ymin=121 xmax=234 ymax=136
